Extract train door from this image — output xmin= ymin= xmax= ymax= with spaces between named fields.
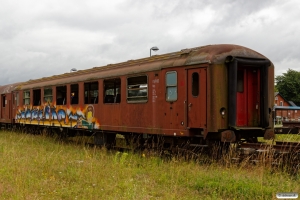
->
xmin=12 ymin=91 xmax=19 ymax=123
xmin=236 ymin=67 xmax=260 ymax=127
xmin=187 ymin=68 xmax=207 ymax=128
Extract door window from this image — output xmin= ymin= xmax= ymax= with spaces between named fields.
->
xmin=2 ymin=95 xmax=5 ymax=107
xmin=192 ymin=72 xmax=199 ymax=97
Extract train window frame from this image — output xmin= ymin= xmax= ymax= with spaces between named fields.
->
xmin=127 ymin=75 xmax=148 ymax=103
xmin=44 ymin=88 xmax=53 ymax=103
xmin=33 ymin=89 xmax=41 ymax=106
xmin=192 ymin=72 xmax=199 ymax=97
xmin=23 ymin=90 xmax=30 ymax=105
xmin=71 ymin=84 xmax=79 ymax=105
xmin=56 ymin=86 xmax=67 ymax=105
xmin=166 ymin=71 xmax=178 ymax=102
xmin=84 ymin=81 xmax=98 ymax=104
xmin=104 ymin=78 xmax=121 ymax=104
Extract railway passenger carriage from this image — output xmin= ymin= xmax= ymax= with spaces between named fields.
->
xmin=0 ymin=44 xmax=275 ymax=147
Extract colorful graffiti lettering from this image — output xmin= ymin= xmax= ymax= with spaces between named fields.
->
xmin=15 ymin=104 xmax=100 ymax=130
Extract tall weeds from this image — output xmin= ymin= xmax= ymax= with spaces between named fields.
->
xmin=0 ymin=131 xmax=299 ymax=199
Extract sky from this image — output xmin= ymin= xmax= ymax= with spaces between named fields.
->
xmin=0 ymin=0 xmax=299 ymax=85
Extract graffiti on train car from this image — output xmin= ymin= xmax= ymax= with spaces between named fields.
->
xmin=15 ymin=104 xmax=100 ymax=130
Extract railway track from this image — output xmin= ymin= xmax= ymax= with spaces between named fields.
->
xmin=109 ymin=136 xmax=300 ymax=173
xmin=239 ymin=141 xmax=300 ymax=153
xmin=234 ymin=141 xmax=300 ymax=174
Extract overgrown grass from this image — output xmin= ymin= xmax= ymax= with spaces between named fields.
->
xmin=0 ymin=131 xmax=299 ymax=199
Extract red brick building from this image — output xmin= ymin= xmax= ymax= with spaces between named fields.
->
xmin=274 ymin=92 xmax=300 ymax=121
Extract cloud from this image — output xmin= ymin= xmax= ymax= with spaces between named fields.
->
xmin=0 ymin=0 xmax=299 ymax=85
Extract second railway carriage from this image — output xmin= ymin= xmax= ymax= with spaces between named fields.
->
xmin=0 ymin=83 xmax=22 ymax=128
xmin=0 ymin=44 xmax=274 ymax=147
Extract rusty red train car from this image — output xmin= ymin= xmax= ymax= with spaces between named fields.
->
xmin=0 ymin=44 xmax=274 ymax=147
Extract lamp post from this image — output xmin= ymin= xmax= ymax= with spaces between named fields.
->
xmin=70 ymin=68 xmax=77 ymax=73
xmin=150 ymin=46 xmax=159 ymax=57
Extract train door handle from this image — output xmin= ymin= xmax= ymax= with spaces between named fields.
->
xmin=188 ymin=103 xmax=192 ymax=107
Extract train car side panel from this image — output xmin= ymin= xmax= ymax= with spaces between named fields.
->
xmin=206 ymin=63 xmax=228 ymax=134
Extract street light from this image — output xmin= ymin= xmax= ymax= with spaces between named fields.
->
xmin=150 ymin=46 xmax=159 ymax=57
xmin=70 ymin=68 xmax=77 ymax=73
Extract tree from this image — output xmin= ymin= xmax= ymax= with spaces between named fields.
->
xmin=275 ymin=69 xmax=300 ymax=106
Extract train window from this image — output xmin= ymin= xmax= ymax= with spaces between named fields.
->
xmin=84 ymin=82 xmax=98 ymax=104
xmin=56 ymin=86 xmax=67 ymax=105
xmin=23 ymin=90 xmax=30 ymax=105
xmin=127 ymin=75 xmax=148 ymax=103
xmin=44 ymin=88 xmax=52 ymax=103
xmin=166 ymin=71 xmax=177 ymax=101
xmin=192 ymin=72 xmax=199 ymax=97
xmin=33 ymin=89 xmax=41 ymax=106
xmin=71 ymin=84 xmax=79 ymax=105
xmin=104 ymin=78 xmax=121 ymax=103
xmin=237 ymin=70 xmax=244 ymax=93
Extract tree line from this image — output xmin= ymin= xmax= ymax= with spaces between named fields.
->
xmin=275 ymin=69 xmax=300 ymax=106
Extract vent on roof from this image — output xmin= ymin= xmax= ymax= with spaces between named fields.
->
xmin=181 ymin=49 xmax=192 ymax=54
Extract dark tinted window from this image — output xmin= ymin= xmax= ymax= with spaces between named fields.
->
xmin=104 ymin=78 xmax=121 ymax=103
xmin=84 ymin=82 xmax=98 ymax=104
xmin=56 ymin=86 xmax=67 ymax=105
xmin=192 ymin=72 xmax=199 ymax=96
xmin=71 ymin=84 xmax=79 ymax=105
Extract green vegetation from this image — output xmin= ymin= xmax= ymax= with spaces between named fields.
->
xmin=0 ymin=131 xmax=299 ymax=199
xmin=275 ymin=134 xmax=300 ymax=142
xmin=276 ymin=68 xmax=300 ymax=106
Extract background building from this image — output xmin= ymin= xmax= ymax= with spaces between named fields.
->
xmin=275 ymin=92 xmax=300 ymax=121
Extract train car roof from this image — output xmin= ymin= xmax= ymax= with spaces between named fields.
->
xmin=18 ymin=44 xmax=272 ymax=90
xmin=0 ymin=82 xmax=23 ymax=94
